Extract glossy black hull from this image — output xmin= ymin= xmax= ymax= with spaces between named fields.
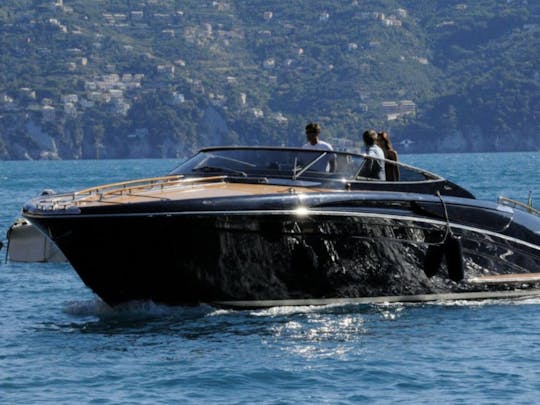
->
xmin=26 ymin=202 xmax=540 ymax=307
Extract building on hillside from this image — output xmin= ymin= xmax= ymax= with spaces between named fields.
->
xmin=399 ymin=100 xmax=416 ymax=117
xmin=76 ymin=56 xmax=88 ymax=66
xmin=110 ymin=98 xmax=129 ymax=115
xmin=396 ymin=8 xmax=408 ymax=18
xmin=62 ymin=94 xmax=78 ymax=104
xmin=109 ymin=89 xmax=123 ymax=99
xmin=272 ymin=112 xmax=288 ymax=125
xmin=382 ymin=100 xmax=416 ymax=120
xmin=80 ymin=98 xmax=95 ymax=109
xmin=0 ymin=93 xmax=16 ymax=110
xmin=64 ymin=102 xmax=77 ymax=117
xmin=263 ymin=58 xmax=276 ymax=69
xmin=131 ymin=11 xmax=144 ymax=21
xmin=214 ymin=2 xmax=229 ymax=11
xmin=157 ymin=64 xmax=175 ymax=78
xmin=382 ymin=101 xmax=399 ymax=120
xmin=20 ymin=88 xmax=36 ymax=99
xmin=251 ymin=108 xmax=264 ymax=118
xmin=382 ymin=16 xmax=402 ymax=27
xmin=42 ymin=105 xmax=56 ymax=122
xmin=170 ymin=91 xmax=185 ymax=105
xmin=161 ymin=29 xmax=175 ymax=38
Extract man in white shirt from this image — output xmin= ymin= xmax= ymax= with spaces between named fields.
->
xmin=359 ymin=129 xmax=385 ymax=180
xmin=303 ymin=122 xmax=336 ymax=172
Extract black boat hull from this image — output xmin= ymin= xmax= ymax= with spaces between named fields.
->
xmin=29 ymin=208 xmax=540 ymax=307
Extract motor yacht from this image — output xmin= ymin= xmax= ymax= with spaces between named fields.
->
xmin=21 ymin=146 xmax=540 ymax=308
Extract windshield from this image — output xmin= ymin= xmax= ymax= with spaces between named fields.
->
xmin=168 ymin=147 xmax=437 ymax=182
xmin=169 ymin=148 xmax=355 ymax=179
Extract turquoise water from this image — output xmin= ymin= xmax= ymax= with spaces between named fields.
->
xmin=0 ymin=152 xmax=539 ymax=404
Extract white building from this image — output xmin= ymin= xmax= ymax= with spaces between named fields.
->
xmin=42 ymin=105 xmax=56 ymax=122
xmin=263 ymin=58 xmax=276 ymax=69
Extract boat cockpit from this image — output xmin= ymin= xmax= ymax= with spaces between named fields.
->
xmin=168 ymin=146 xmax=475 ymax=198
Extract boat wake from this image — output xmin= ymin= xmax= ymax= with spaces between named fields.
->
xmin=62 ymin=294 xmax=540 ymax=320
xmin=63 ymin=298 xmax=217 ymax=318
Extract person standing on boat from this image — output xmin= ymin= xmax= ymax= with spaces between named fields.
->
xmin=377 ymin=131 xmax=400 ymax=181
xmin=303 ymin=122 xmax=336 ymax=172
xmin=359 ymin=129 xmax=385 ymax=180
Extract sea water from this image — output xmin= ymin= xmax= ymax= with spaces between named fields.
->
xmin=0 ymin=152 xmax=539 ymax=404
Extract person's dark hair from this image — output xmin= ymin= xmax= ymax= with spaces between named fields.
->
xmin=362 ymin=129 xmax=377 ymax=146
xmin=305 ymin=122 xmax=321 ymax=134
xmin=378 ymin=131 xmax=394 ymax=151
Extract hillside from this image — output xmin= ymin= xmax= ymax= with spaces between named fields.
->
xmin=0 ymin=0 xmax=539 ymax=159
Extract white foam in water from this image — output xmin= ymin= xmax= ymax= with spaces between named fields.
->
xmin=249 ymin=302 xmax=373 ymax=317
xmin=63 ymin=299 xmax=217 ymax=317
xmin=419 ymin=296 xmax=540 ymax=307
xmin=63 ymin=298 xmax=113 ymax=316
xmin=61 ymin=293 xmax=540 ymax=319
xmin=206 ymin=308 xmax=236 ymax=316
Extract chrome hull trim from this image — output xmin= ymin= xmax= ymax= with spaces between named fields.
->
xmin=212 ymin=289 xmax=540 ymax=309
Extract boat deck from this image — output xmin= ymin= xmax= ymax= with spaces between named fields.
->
xmin=29 ymin=175 xmax=327 ymax=210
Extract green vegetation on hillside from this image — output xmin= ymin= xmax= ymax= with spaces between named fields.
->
xmin=0 ymin=0 xmax=538 ymax=159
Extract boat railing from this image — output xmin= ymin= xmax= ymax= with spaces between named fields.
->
xmin=33 ymin=175 xmax=227 ymax=210
xmin=75 ymin=174 xmax=186 ymax=199
xmin=498 ymin=196 xmax=540 ymax=217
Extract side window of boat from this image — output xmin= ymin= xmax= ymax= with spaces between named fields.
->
xmin=334 ymin=154 xmax=355 ymax=176
xmin=399 ymin=166 xmax=430 ymax=182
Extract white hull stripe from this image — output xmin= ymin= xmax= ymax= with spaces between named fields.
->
xmin=211 ymin=289 xmax=540 ymax=309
